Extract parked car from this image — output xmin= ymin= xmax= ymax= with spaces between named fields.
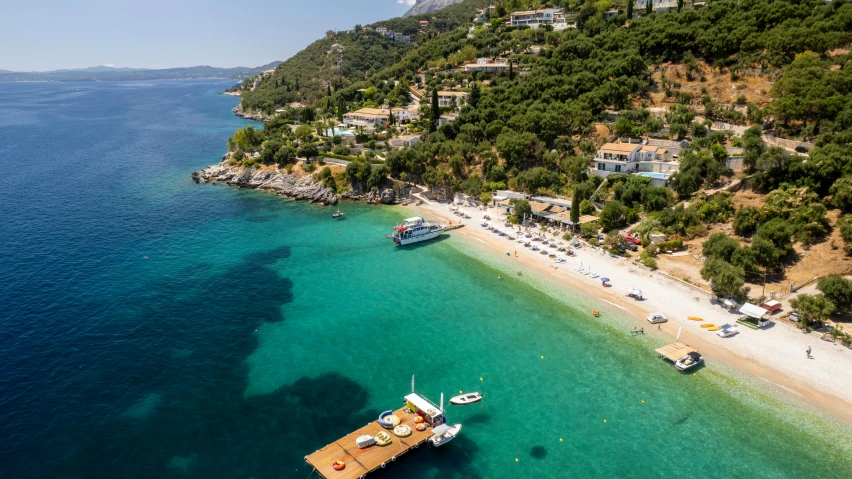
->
xmin=626 ymin=243 xmax=638 ymax=251
xmin=789 ymin=312 xmax=799 ymax=322
xmin=795 ymin=145 xmax=809 ymax=154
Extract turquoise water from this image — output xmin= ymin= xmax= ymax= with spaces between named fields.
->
xmin=2 ymin=81 xmax=851 ymax=479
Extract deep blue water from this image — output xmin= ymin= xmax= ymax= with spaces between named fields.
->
xmin=3 ymin=81 xmax=852 ymax=479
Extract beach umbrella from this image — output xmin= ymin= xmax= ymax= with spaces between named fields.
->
xmin=601 ymin=277 xmax=610 ymax=282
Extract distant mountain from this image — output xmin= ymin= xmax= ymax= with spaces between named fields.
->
xmin=403 ymin=0 xmax=466 ymax=17
xmin=0 ymin=62 xmax=282 ymax=82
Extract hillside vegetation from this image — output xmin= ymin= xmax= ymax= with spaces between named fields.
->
xmin=228 ymin=0 xmax=852 ymax=318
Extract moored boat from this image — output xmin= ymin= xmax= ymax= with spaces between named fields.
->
xmin=391 ymin=217 xmax=445 ymax=246
xmin=449 ymin=392 xmax=482 ymax=405
xmin=332 ymin=209 xmax=345 ymax=218
xmin=430 ymin=423 xmax=462 ymax=447
xmin=675 ymin=352 xmax=703 ymax=371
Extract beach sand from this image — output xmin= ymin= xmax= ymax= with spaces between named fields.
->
xmin=410 ymin=200 xmax=852 ymax=423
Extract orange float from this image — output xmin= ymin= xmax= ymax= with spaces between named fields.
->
xmin=414 ymin=416 xmax=424 ymax=424
xmin=332 ymin=460 xmax=345 ymax=471
xmin=415 ymin=423 xmax=427 ymax=431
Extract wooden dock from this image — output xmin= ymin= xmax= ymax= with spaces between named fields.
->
xmin=655 ymin=342 xmax=696 ymax=362
xmin=444 ymin=223 xmax=465 ymax=231
xmin=305 ymin=407 xmax=434 ymax=479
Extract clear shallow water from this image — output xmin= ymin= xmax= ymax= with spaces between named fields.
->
xmin=1 ymin=81 xmax=851 ymax=479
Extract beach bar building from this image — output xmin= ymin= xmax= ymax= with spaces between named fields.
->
xmin=738 ymin=303 xmax=770 ymax=329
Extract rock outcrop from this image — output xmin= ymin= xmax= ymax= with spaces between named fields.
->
xmin=192 ymin=161 xmax=338 ymax=205
xmin=232 ymin=104 xmax=270 ymax=122
xmin=403 ymin=0 xmax=465 ymax=17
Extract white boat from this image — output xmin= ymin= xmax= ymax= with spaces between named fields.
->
xmin=449 ymin=392 xmax=482 ymax=405
xmin=675 ymin=352 xmax=703 ymax=371
xmin=392 ymin=217 xmax=445 ymax=246
xmin=430 ymin=423 xmax=462 ymax=447
xmin=716 ymin=324 xmax=740 ymax=338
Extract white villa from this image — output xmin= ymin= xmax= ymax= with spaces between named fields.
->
xmin=635 ymin=0 xmax=678 ymax=12
xmin=390 ymin=106 xmax=420 ymax=123
xmin=437 ymin=91 xmax=469 ymax=109
xmin=342 ymin=108 xmax=389 ymax=130
xmin=438 ymin=112 xmax=458 ymax=125
xmin=592 ymin=141 xmax=678 ymax=186
xmin=388 ymin=134 xmax=421 ymax=149
xmin=463 ymin=57 xmax=510 ymax=73
xmin=510 ymin=8 xmax=572 ymax=30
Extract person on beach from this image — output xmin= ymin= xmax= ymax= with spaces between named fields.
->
xmin=807 ymin=346 xmax=812 ymax=359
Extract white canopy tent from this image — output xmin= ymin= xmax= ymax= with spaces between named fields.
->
xmin=738 ymin=302 xmax=770 ymax=328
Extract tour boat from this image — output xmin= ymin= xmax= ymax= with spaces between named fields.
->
xmin=391 ymin=217 xmax=445 ymax=246
xmin=675 ymin=352 xmax=703 ymax=371
xmin=450 ymin=392 xmax=482 ymax=406
xmin=430 ymin=423 xmax=462 ymax=447
xmin=332 ymin=209 xmax=345 ymax=218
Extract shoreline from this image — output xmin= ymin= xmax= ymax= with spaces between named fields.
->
xmin=408 ymin=200 xmax=852 ymax=425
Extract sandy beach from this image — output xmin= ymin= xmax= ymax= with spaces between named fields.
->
xmin=410 ymin=199 xmax=852 ymax=423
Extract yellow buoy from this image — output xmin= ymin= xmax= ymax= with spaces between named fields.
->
xmin=603 ymin=419 xmax=607 ymax=423
xmin=641 ymin=400 xmax=645 ymax=404
xmin=459 ymin=390 xmax=463 ymax=394
xmin=515 ymin=458 xmax=519 ymax=462
xmin=559 ymin=438 xmax=563 ymax=442
xmin=541 ymin=355 xmax=544 ymax=359
xmin=480 ymin=377 xmax=483 ymax=381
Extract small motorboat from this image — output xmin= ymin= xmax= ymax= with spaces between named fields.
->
xmin=430 ymin=423 xmax=462 ymax=447
xmin=356 ymin=434 xmax=375 ymax=448
xmin=332 ymin=210 xmax=345 ymax=218
xmin=450 ymin=392 xmax=482 ymax=405
xmin=675 ymin=352 xmax=703 ymax=371
xmin=716 ymin=324 xmax=740 ymax=338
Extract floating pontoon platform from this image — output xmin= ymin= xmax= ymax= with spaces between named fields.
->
xmin=304 ymin=406 xmax=435 ymax=479
xmin=655 ymin=342 xmax=697 ymax=362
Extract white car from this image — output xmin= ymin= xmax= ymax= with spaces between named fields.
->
xmin=716 ymin=324 xmax=739 ymax=338
xmin=647 ymin=312 xmax=667 ymax=324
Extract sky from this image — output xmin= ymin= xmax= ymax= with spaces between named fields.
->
xmin=1 ymin=0 xmax=415 ymax=71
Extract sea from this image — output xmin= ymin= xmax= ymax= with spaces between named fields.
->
xmin=1 ymin=81 xmax=851 ymax=479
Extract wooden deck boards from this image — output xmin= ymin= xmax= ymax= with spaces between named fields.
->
xmin=305 ymin=407 xmax=434 ymax=479
xmin=655 ymin=342 xmax=696 ymax=362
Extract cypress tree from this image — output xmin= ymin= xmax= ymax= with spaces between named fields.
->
xmin=508 ymin=61 xmax=514 ymax=80
xmin=627 ymin=0 xmax=633 ymax=19
xmin=431 ymin=89 xmax=440 ymax=128
xmin=677 ymin=0 xmax=683 ymax=12
xmin=571 ymin=190 xmax=581 ymax=225
xmin=327 ymin=85 xmax=332 ymax=96
xmin=646 ymin=0 xmax=652 ymax=15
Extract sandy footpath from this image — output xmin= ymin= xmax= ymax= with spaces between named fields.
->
xmin=409 ymin=200 xmax=852 ymax=423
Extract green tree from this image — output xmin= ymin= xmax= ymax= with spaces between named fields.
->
xmin=571 ymin=190 xmax=581 ymax=225
xmin=511 ymin=199 xmax=532 ymax=220
xmin=599 ymin=200 xmax=626 ymax=231
xmin=817 ymin=275 xmax=852 ymax=312
xmin=790 ymin=293 xmax=835 ymax=328
xmin=626 ymin=0 xmax=633 ymax=19
xmin=733 ymin=206 xmax=762 ymax=236
xmin=469 ymin=82 xmax=481 ymax=109
xmin=295 ymin=124 xmax=314 ymax=140
xmin=297 ymin=143 xmax=319 ymax=159
xmin=700 ymin=258 xmax=745 ymax=298
xmin=431 ymin=89 xmax=440 ymax=127
xmin=677 ymin=0 xmax=683 ymax=12
xmin=702 ymin=233 xmax=740 ymax=263
xmin=646 ymin=0 xmax=652 ymax=15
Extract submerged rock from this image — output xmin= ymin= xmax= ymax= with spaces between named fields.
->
xmin=192 ymin=161 xmax=339 ymax=205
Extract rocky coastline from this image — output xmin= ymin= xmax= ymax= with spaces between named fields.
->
xmin=232 ymin=104 xmax=270 ymax=122
xmin=192 ymin=159 xmax=339 ymax=205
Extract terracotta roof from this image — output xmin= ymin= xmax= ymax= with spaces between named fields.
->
xmin=600 ymin=143 xmax=640 ymax=154
xmin=438 ymin=91 xmax=469 ymax=96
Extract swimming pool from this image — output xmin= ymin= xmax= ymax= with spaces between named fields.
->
xmin=638 ymin=171 xmax=670 ymax=179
